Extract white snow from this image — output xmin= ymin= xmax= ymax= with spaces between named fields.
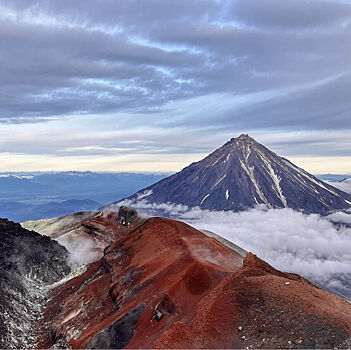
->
xmin=256 ymin=150 xmax=288 ymax=207
xmin=244 ymin=145 xmax=251 ymax=162
xmin=211 ymin=154 xmax=225 ymax=166
xmin=137 ymin=189 xmax=153 ymax=199
xmin=2 ymin=275 xmax=45 ymax=348
xmin=225 ymin=189 xmax=229 ymax=200
xmin=0 ymin=174 xmax=35 ymax=179
xmin=307 ymin=176 xmax=338 ymax=195
xmin=213 ymin=174 xmax=226 ymax=188
xmin=239 ymin=158 xmax=271 ymax=207
xmin=281 ymin=159 xmax=340 ymax=197
xmin=279 ymin=159 xmax=351 ymax=206
xmin=200 ymin=194 xmax=210 ymax=205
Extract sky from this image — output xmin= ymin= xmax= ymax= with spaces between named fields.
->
xmin=0 ymin=0 xmax=350 ymax=173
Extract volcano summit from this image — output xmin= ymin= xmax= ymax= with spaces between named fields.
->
xmin=117 ymin=134 xmax=350 ymax=214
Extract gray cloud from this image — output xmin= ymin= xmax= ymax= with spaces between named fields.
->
xmin=0 ymin=0 xmax=350 ymax=161
xmin=230 ymin=0 xmax=351 ymax=29
xmin=0 ymin=1 xmax=350 ymax=119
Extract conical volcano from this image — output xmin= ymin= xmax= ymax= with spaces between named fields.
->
xmin=118 ymin=134 xmax=351 ymax=213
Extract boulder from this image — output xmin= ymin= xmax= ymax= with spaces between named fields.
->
xmin=116 ymin=206 xmax=138 ymax=226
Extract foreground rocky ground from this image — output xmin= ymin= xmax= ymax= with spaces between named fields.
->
xmin=0 ymin=218 xmax=71 ymax=348
xmin=2 ymin=209 xmax=351 ymax=348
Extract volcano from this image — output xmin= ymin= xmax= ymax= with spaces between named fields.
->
xmin=116 ymin=134 xmax=350 ymax=214
xmin=13 ymin=211 xmax=351 ymax=349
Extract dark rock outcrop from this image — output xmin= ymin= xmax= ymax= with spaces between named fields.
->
xmin=86 ymin=304 xmax=145 ymax=349
xmin=116 ymin=206 xmax=138 ymax=226
xmin=0 ymin=218 xmax=71 ymax=349
xmin=113 ymin=134 xmax=351 ymax=214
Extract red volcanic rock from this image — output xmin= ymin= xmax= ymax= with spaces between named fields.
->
xmin=56 ymin=212 xmax=146 ymax=262
xmin=37 ymin=215 xmax=351 ymax=349
xmin=154 ymin=253 xmax=351 ymax=349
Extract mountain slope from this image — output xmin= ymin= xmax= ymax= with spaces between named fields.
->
xmin=32 ymin=213 xmax=351 ymax=349
xmin=0 ymin=219 xmax=71 ymax=349
xmin=116 ymin=134 xmax=350 ymax=214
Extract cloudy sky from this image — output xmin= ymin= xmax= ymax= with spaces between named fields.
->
xmin=0 ymin=0 xmax=350 ymax=172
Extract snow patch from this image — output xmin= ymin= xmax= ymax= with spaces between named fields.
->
xmin=0 ymin=174 xmax=35 ymax=179
xmin=213 ymin=174 xmax=226 ymax=188
xmin=137 ymin=189 xmax=153 ymax=200
xmin=239 ymin=158 xmax=271 ymax=207
xmin=200 ymin=194 xmax=210 ymax=205
xmin=225 ymin=189 xmax=229 ymax=200
xmin=257 ymin=152 xmax=287 ymax=208
xmin=282 ymin=159 xmax=339 ymax=197
xmin=211 ymin=154 xmax=225 ymax=166
xmin=244 ymin=145 xmax=251 ymax=162
xmin=62 ymin=308 xmax=83 ymax=325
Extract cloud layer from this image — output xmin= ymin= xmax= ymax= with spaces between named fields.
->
xmin=0 ymin=0 xmax=350 ymax=170
xmin=1 ymin=0 xmax=351 ymax=125
xmin=326 ymin=179 xmax=351 ymax=195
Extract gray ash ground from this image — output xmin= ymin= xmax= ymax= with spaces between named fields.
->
xmin=0 ymin=218 xmax=71 ymax=348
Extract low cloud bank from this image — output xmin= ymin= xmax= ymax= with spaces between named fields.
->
xmin=115 ymin=199 xmax=351 ymax=299
xmin=327 ymin=209 xmax=351 ymax=225
xmin=326 ymin=179 xmax=351 ymax=194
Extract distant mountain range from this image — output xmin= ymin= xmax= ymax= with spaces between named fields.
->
xmin=115 ymin=134 xmax=350 ymax=214
xmin=1 ymin=154 xmax=350 ymax=222
xmin=0 ymin=199 xmax=101 ymax=223
xmin=0 ymin=171 xmax=168 ymax=221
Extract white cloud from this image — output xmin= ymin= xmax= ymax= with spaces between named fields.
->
xmin=326 ymin=178 xmax=351 ymax=194
xmin=327 ymin=210 xmax=351 ymax=224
